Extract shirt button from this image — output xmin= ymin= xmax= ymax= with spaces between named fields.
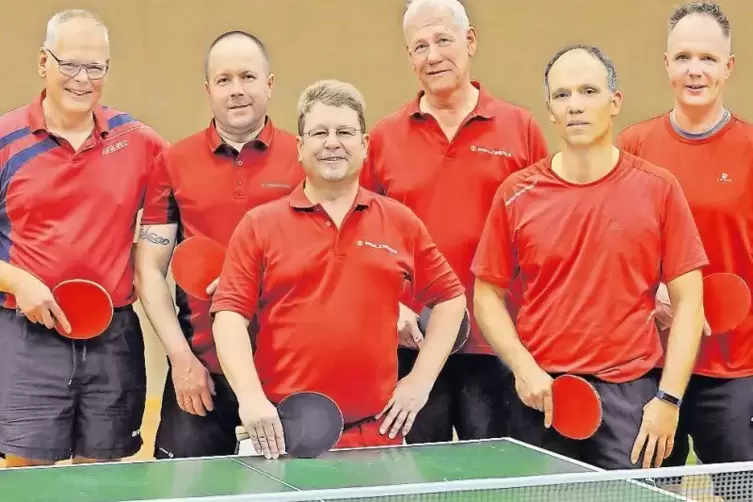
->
xmin=325 ymin=221 xmax=332 ymax=227
xmin=237 ymin=161 xmax=243 ymax=166
xmin=236 ymin=179 xmax=242 ymax=185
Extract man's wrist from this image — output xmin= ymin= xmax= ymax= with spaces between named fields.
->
xmin=656 ymin=389 xmax=683 ymax=408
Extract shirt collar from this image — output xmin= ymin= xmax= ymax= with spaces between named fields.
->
xmin=206 ymin=116 xmax=275 ymax=154
xmin=289 ymin=180 xmax=374 ymax=211
xmin=28 ymin=89 xmax=111 ymax=138
xmin=408 ymin=80 xmax=494 ymax=121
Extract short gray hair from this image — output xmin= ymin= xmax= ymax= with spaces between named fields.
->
xmin=403 ymin=0 xmax=470 ymax=37
xmin=543 ymin=44 xmax=618 ymax=99
xmin=297 ymin=80 xmax=367 ymax=136
xmin=43 ymin=9 xmax=109 ymax=49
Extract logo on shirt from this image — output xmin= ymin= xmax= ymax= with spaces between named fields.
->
xmin=505 ymin=180 xmax=538 ymax=206
xmin=470 ymin=145 xmax=513 ymax=157
xmin=357 ymin=240 xmax=398 ymax=255
xmin=261 ymin=182 xmax=293 ymax=189
xmin=102 ymin=140 xmax=128 ymax=156
xmin=718 ymin=173 xmax=732 ymax=183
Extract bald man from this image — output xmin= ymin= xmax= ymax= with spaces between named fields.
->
xmin=0 ymin=9 xmax=167 ymax=467
xmin=136 ymin=30 xmax=303 ymax=459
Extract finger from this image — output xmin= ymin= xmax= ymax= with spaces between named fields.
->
xmin=175 ymin=390 xmax=189 ymax=413
xmin=402 ymin=412 xmax=416 ymax=436
xmin=389 ymin=410 xmax=409 ymax=439
xmin=40 ymin=308 xmax=56 ymax=330
xmin=379 ymin=404 xmax=402 ymax=435
xmin=631 ymin=428 xmax=648 ymax=464
xmin=190 ymin=394 xmax=207 ymax=416
xmin=263 ymin=422 xmax=280 ymax=459
xmin=207 ymin=374 xmax=217 ymax=396
xmin=248 ymin=427 xmax=263 ymax=457
xmin=543 ymin=393 xmax=554 ymax=428
xmin=205 ymin=277 xmax=220 ymax=295
xmin=665 ymin=434 xmax=675 ymax=458
xmin=643 ymin=435 xmax=658 ymax=469
xmin=702 ymin=319 xmax=712 ymax=337
xmin=272 ymin=418 xmax=286 ymax=454
xmin=655 ymin=436 xmax=667 ymax=468
xmin=48 ymin=302 xmax=71 ymax=333
xmin=255 ymin=424 xmax=272 ymax=459
xmin=375 ymin=397 xmax=394 ymax=420
xmin=409 ymin=323 xmax=424 ymax=346
xmin=200 ymin=387 xmax=215 ymax=412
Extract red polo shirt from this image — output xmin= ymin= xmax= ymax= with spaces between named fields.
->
xmin=210 ymin=183 xmax=465 ymax=423
xmin=617 ymin=113 xmax=753 ymax=379
xmin=472 ymin=152 xmax=708 ymax=383
xmin=361 ymin=81 xmax=549 ymax=355
xmin=141 ymin=118 xmax=303 ymax=374
xmin=0 ymin=90 xmax=166 ymax=309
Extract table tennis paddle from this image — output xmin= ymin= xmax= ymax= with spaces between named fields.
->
xmin=551 ymin=374 xmax=602 ymax=440
xmin=235 ymin=391 xmax=344 ymax=459
xmin=52 ymin=279 xmax=113 ymax=340
xmin=417 ymin=306 xmax=470 ymax=354
xmin=171 ymin=236 xmax=226 ymax=300
xmin=703 ymin=272 xmax=751 ymax=335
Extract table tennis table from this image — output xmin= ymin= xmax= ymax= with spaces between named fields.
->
xmin=0 ymin=438 xmax=690 ymax=502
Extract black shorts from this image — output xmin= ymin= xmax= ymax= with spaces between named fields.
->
xmin=154 ymin=367 xmax=240 ymax=459
xmin=0 ymin=306 xmax=146 ymax=462
xmin=659 ymin=374 xmax=753 ymax=500
xmin=398 ymin=349 xmax=512 ymax=442
xmin=507 ymin=370 xmax=659 ymax=470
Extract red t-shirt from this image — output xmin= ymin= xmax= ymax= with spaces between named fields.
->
xmin=141 ymin=118 xmax=303 ymax=373
xmin=361 ymin=81 xmax=549 ymax=355
xmin=472 ymin=152 xmax=708 ymax=383
xmin=617 ymin=113 xmax=753 ymax=378
xmin=210 ymin=184 xmax=465 ymax=423
xmin=0 ymin=91 xmax=167 ymax=309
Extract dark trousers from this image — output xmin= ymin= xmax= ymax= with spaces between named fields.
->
xmin=397 ymin=348 xmax=512 ymax=442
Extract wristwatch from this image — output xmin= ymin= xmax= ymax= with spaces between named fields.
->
xmin=656 ymin=390 xmax=682 ymax=408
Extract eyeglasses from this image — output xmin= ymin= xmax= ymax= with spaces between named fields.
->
xmin=302 ymin=126 xmax=362 ymax=141
xmin=46 ymin=49 xmax=109 ymax=80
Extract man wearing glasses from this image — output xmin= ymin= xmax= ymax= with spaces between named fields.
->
xmin=0 ymin=9 xmax=166 ymax=467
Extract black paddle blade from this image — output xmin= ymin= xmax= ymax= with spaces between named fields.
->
xmin=417 ymin=306 xmax=470 ymax=354
xmin=278 ymin=392 xmax=344 ymax=459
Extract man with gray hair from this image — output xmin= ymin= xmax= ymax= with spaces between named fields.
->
xmin=473 ymin=44 xmax=707 ymax=470
xmin=210 ymin=79 xmax=466 ymax=459
xmin=361 ymin=0 xmax=549 ymax=444
xmin=0 ymin=9 xmax=167 ymax=467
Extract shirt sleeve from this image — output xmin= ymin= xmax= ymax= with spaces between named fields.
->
xmin=614 ymin=128 xmax=638 ymax=155
xmin=141 ymin=151 xmax=179 ymax=225
xmin=660 ymin=177 xmax=709 ymax=282
xmin=410 ymin=213 xmax=465 ymax=307
xmin=210 ymin=213 xmax=263 ymax=320
xmin=526 ymin=116 xmax=550 ymax=166
xmin=360 ymin=131 xmax=385 ymax=195
xmin=471 ymin=184 xmax=519 ymax=289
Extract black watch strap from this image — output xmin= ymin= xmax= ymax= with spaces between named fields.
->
xmin=656 ymin=390 xmax=682 ymax=408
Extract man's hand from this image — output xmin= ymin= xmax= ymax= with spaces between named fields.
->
xmin=397 ymin=303 xmax=423 ymax=349
xmin=631 ymin=397 xmax=680 ymax=468
xmin=171 ymin=352 xmax=216 ymax=416
xmin=377 ymin=372 xmax=433 ymax=439
xmin=655 ymin=283 xmax=710 ymax=336
xmin=513 ymin=363 xmax=555 ymax=428
xmin=238 ymin=396 xmax=286 ymax=460
xmin=13 ymin=269 xmax=70 ymax=333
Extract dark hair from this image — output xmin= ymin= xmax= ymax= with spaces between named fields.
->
xmin=204 ymin=30 xmax=270 ymax=79
xmin=543 ymin=44 xmax=618 ymax=98
xmin=668 ymin=2 xmax=730 ymax=38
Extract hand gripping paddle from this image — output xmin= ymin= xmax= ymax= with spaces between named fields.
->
xmin=417 ymin=306 xmax=471 ymax=354
xmin=703 ymin=272 xmax=751 ymax=335
xmin=551 ymin=374 xmax=603 ymax=440
xmin=52 ymin=279 xmax=114 ymax=340
xmin=171 ymin=236 xmax=227 ymax=300
xmin=235 ymin=392 xmax=344 ymax=459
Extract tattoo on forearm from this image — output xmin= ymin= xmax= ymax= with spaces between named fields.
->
xmin=139 ymin=227 xmax=171 ymax=246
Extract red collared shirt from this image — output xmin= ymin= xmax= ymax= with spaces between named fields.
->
xmin=361 ymin=81 xmax=549 ymax=355
xmin=0 ymin=90 xmax=167 ymax=308
xmin=141 ymin=118 xmax=303 ymax=373
xmin=210 ymin=183 xmax=465 ymax=422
